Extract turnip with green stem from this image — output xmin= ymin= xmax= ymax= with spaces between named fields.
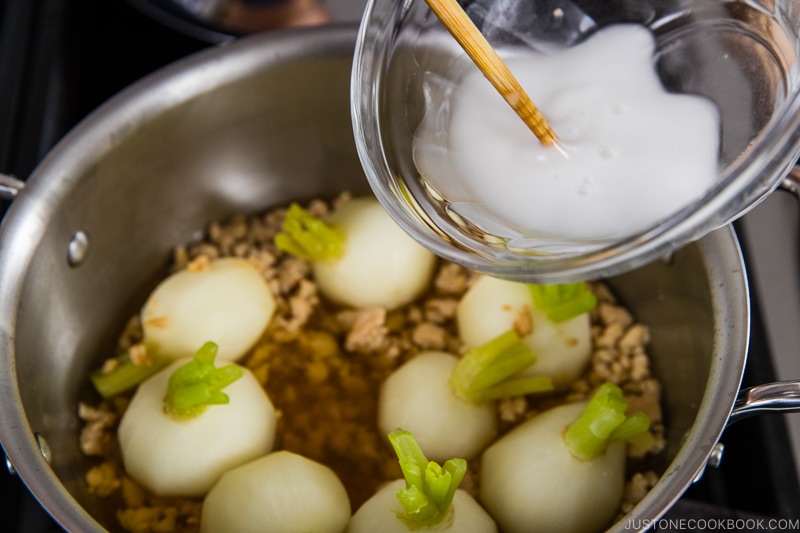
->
xmin=275 ymin=197 xmax=436 ymax=310
xmin=378 ymin=331 xmax=553 ymax=462
xmin=91 ymin=257 xmax=276 ymax=397
xmin=141 ymin=257 xmax=276 ymax=362
xmin=479 ymin=382 xmax=651 ymax=533
xmin=457 ymin=276 xmax=596 ymax=389
xmin=348 ymin=429 xmax=497 ymax=533
xmin=118 ymin=341 xmax=277 ymax=497
xmin=201 ymin=450 xmax=351 ymax=533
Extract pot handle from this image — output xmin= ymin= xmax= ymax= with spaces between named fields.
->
xmin=727 ymin=380 xmax=800 ymax=426
xmin=0 ymin=173 xmax=25 ymax=200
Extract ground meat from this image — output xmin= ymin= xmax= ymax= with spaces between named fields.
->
xmin=86 ymin=462 xmax=121 ymax=497
xmin=621 ymin=470 xmax=660 ymax=514
xmin=433 ymin=262 xmax=473 ymax=294
xmin=128 ymin=344 xmax=149 ymax=366
xmin=78 ymin=403 xmax=118 ymax=457
xmin=411 ymin=322 xmax=448 ymax=350
xmin=423 ymin=297 xmax=458 ymax=324
xmin=276 ymin=256 xmax=310 ymax=295
xmin=597 ymin=301 xmax=634 ymax=330
xmin=117 ymin=499 xmax=201 ymax=533
xmin=344 ymin=307 xmax=388 ymax=353
xmin=185 ymin=255 xmax=210 ymax=273
xmin=281 ymin=278 xmax=319 ymax=334
xmin=498 ymin=396 xmax=528 ymax=424
xmin=81 ymin=197 xmax=666 ymax=533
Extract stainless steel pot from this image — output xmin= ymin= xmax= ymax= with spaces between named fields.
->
xmin=0 ymin=24 xmax=798 ymax=533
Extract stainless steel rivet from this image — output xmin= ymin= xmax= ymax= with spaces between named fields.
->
xmin=67 ymin=231 xmax=90 ymax=267
xmin=0 ymin=172 xmax=25 ymax=199
xmin=693 ymin=441 xmax=726 ymax=483
xmin=5 ymin=454 xmax=16 ymax=476
xmin=707 ymin=442 xmax=725 ymax=468
xmin=35 ymin=433 xmax=52 ymax=464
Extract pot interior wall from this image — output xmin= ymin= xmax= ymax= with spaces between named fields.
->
xmin=6 ymin=29 xmax=726 ymax=531
xmin=610 ymin=248 xmax=715 ymax=464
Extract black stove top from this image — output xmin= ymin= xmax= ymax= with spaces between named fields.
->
xmin=1 ymin=0 xmax=798 ymax=531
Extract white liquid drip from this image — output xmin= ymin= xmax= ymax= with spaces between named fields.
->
xmin=413 ymin=24 xmax=721 ymax=242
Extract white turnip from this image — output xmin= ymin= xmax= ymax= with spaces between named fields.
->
xmin=201 ymin=451 xmax=350 ymax=533
xmin=479 ymin=382 xmax=650 ymax=533
xmin=378 ymin=351 xmax=496 ymax=462
xmin=348 ymin=430 xmax=497 ymax=533
xmin=275 ymin=198 xmax=436 ymax=309
xmin=141 ymin=257 xmax=276 ymax=362
xmin=118 ymin=342 xmax=277 ymax=497
xmin=457 ymin=276 xmax=596 ymax=388
xmin=378 ymin=334 xmax=552 ymax=462
xmin=91 ymin=257 xmax=276 ymax=397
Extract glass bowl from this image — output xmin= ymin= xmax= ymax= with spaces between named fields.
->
xmin=351 ymin=0 xmax=800 ymax=282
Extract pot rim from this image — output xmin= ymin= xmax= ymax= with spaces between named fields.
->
xmin=607 ymin=226 xmax=750 ymax=532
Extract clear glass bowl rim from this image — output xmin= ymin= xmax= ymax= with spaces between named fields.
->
xmin=350 ymin=0 xmax=800 ymax=283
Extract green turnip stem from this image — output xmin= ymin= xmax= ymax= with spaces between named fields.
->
xmin=610 ymin=412 xmax=651 ymax=440
xmin=564 ymin=382 xmax=650 ymax=460
xmin=274 ymin=203 xmax=344 ymax=261
xmin=388 ymin=429 xmax=467 ymax=528
xmin=451 ymin=330 xmax=554 ymax=404
xmin=477 ymin=376 xmax=554 ymax=401
xmin=164 ymin=341 xmax=243 ymax=420
xmin=625 ymin=426 xmax=656 ymax=452
xmin=528 ymin=282 xmax=597 ymax=323
xmin=90 ymin=350 xmax=169 ymax=398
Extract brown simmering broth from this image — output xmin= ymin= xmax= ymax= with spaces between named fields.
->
xmin=79 ymin=194 xmax=665 ymax=533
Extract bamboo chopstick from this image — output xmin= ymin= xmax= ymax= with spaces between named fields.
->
xmin=423 ymin=0 xmax=558 ymax=146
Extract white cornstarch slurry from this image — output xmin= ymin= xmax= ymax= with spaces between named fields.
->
xmin=414 ymin=24 xmax=720 ymax=242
